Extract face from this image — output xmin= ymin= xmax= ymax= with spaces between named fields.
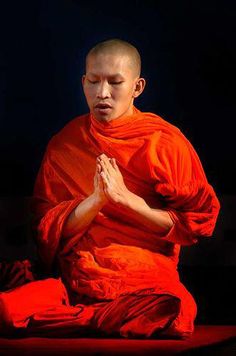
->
xmin=82 ymin=53 xmax=145 ymax=122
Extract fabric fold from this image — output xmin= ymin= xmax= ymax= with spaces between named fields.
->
xmin=29 ymin=107 xmax=220 ymax=337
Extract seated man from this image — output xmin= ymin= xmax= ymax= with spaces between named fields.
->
xmin=0 ymin=39 xmax=220 ymax=339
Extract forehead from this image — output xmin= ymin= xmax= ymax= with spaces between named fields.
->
xmin=86 ymin=52 xmax=133 ymax=76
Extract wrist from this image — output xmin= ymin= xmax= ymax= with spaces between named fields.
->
xmin=91 ymin=191 xmax=107 ymax=209
xmin=124 ymin=190 xmax=147 ymax=211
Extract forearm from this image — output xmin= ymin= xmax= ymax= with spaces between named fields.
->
xmin=62 ymin=193 xmax=105 ymax=238
xmin=122 ymin=191 xmax=174 ymax=234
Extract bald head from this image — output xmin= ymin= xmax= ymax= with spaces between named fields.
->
xmin=86 ymin=39 xmax=141 ymax=78
xmin=83 ymin=39 xmax=146 ymax=122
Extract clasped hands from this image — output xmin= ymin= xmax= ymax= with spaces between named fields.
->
xmin=93 ymin=153 xmax=131 ymax=207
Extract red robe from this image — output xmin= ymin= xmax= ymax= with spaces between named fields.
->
xmin=0 ymin=107 xmax=220 ymax=338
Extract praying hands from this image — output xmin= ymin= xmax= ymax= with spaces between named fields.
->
xmin=96 ymin=153 xmax=132 ymax=206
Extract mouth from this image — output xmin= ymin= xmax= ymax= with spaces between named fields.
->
xmin=95 ymin=103 xmax=112 ymax=110
xmin=94 ymin=103 xmax=112 ymax=116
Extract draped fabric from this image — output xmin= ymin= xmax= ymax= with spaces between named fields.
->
xmin=0 ymin=260 xmax=35 ymax=292
xmin=0 ymin=107 xmax=220 ymax=338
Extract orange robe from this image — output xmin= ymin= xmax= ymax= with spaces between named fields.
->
xmin=0 ymin=107 xmax=220 ymax=338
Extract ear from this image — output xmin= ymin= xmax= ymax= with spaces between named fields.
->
xmin=81 ymin=74 xmax=86 ymax=87
xmin=132 ymin=78 xmax=146 ymax=98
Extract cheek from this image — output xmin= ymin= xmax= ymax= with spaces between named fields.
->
xmin=115 ymin=86 xmax=133 ymax=100
xmin=119 ymin=89 xmax=134 ymax=102
xmin=84 ymin=86 xmax=95 ymax=100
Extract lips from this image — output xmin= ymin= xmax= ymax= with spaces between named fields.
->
xmin=95 ymin=103 xmax=112 ymax=109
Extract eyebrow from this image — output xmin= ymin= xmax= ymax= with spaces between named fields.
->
xmin=88 ymin=73 xmax=125 ymax=80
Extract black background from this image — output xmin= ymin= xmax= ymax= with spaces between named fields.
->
xmin=0 ymin=0 xmax=235 ymax=197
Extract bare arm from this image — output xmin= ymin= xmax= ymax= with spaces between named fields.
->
xmin=118 ymin=190 xmax=173 ymax=234
xmin=62 ymin=163 xmax=108 ymax=237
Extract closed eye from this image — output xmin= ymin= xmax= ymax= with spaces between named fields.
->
xmin=109 ymin=81 xmax=123 ymax=85
xmin=88 ymin=80 xmax=99 ymax=84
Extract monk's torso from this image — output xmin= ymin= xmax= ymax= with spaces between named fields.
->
xmin=49 ymin=111 xmax=182 ymax=300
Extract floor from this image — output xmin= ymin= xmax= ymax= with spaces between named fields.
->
xmin=1 ymin=325 xmax=236 ymax=355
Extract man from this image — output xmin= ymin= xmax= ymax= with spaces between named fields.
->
xmin=0 ymin=39 xmax=220 ymax=338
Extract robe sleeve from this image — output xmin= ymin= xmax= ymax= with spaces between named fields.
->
xmin=149 ymin=130 xmax=220 ymax=245
xmin=31 ymin=143 xmax=85 ymax=271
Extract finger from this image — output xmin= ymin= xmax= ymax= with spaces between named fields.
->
xmin=98 ymin=153 xmax=109 ymax=162
xmin=99 ymin=158 xmax=110 ymax=176
xmin=103 ymin=156 xmax=116 ymax=175
xmin=101 ymin=153 xmax=109 ymax=159
xmin=99 ymin=153 xmax=112 ymax=165
xmin=96 ymin=162 xmax=102 ymax=174
xmin=97 ymin=172 xmax=104 ymax=188
xmin=94 ymin=165 xmax=99 ymax=183
xmin=100 ymin=171 xmax=109 ymax=186
xmin=111 ymin=158 xmax=119 ymax=170
xmin=96 ymin=155 xmax=103 ymax=165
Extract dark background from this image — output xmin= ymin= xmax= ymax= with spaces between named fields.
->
xmin=0 ymin=0 xmax=236 ymax=325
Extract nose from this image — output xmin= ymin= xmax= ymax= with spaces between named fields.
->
xmin=96 ymin=81 xmax=111 ymax=99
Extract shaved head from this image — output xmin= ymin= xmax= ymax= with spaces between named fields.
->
xmin=83 ymin=38 xmax=146 ymax=122
xmin=86 ymin=39 xmax=141 ymax=78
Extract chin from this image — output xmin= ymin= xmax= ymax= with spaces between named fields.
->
xmin=93 ymin=113 xmax=116 ymax=123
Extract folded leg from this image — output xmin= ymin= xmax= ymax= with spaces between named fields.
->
xmin=0 ymin=278 xmax=100 ymax=337
xmin=92 ymin=292 xmax=181 ymax=338
xmin=0 ymin=278 xmax=74 ymax=334
xmin=0 ymin=280 xmax=194 ymax=339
